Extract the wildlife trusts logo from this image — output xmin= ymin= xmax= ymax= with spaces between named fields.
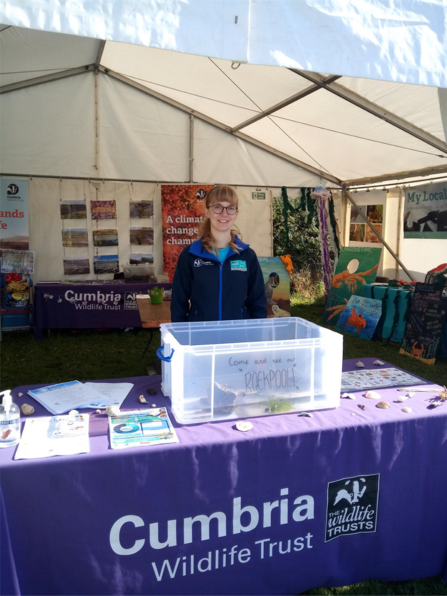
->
xmin=7 ymin=183 xmax=19 ymax=195
xmin=194 ymin=258 xmax=213 ymax=267
xmin=196 ymin=189 xmax=206 ymax=200
xmin=325 ymin=474 xmax=380 ymax=542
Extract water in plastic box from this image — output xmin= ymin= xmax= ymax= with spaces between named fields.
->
xmin=159 ymin=318 xmax=342 ymax=424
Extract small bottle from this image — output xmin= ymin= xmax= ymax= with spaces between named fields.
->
xmin=0 ymin=390 xmax=21 ymax=448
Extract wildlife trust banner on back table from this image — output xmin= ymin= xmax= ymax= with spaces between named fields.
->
xmin=0 ymin=178 xmax=29 ymax=250
xmin=403 ymin=181 xmax=447 ymax=239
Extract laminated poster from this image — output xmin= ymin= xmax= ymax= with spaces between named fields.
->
xmin=399 ymin=283 xmax=447 ymax=365
xmin=161 ymin=184 xmax=213 ymax=281
xmin=60 ymin=200 xmax=87 ymax=219
xmin=109 ymin=408 xmax=178 ymax=449
xmin=0 ymin=179 xmax=29 ymax=250
xmin=336 ymin=295 xmax=382 ymax=340
xmin=323 ymin=247 xmax=382 ymax=326
xmin=258 ymin=256 xmax=290 ymax=317
xmin=91 ymin=200 xmax=117 ymax=220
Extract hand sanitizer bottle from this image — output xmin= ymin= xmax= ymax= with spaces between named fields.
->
xmin=0 ymin=390 xmax=21 ymax=448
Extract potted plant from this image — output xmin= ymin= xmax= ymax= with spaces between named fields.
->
xmin=148 ymin=286 xmax=164 ymax=304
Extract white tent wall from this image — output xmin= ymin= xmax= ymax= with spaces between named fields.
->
xmin=0 ymin=74 xmax=96 ymax=178
xmin=26 ymin=178 xmax=274 ymax=283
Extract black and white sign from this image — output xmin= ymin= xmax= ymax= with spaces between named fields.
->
xmin=325 ymin=473 xmax=380 ymax=542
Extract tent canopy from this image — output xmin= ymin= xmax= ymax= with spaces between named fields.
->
xmin=1 ymin=24 xmax=446 ymax=187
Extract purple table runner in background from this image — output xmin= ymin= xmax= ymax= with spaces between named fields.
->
xmin=1 ymin=358 xmax=447 ymax=595
xmin=32 ymin=281 xmax=172 ymax=339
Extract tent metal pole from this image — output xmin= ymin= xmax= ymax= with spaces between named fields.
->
xmin=396 ymin=189 xmax=404 ymax=279
xmin=94 ymin=69 xmax=101 ymax=175
xmin=189 ymin=114 xmax=194 ymax=183
xmin=0 ymin=65 xmax=93 ymax=94
xmin=343 ymin=188 xmax=415 ymax=281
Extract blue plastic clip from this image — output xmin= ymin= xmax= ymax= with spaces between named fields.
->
xmin=156 ymin=345 xmax=175 ymax=362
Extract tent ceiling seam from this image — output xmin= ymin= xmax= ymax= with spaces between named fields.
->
xmin=291 ymin=69 xmax=447 ymax=155
xmin=345 ymin=164 xmax=447 ymax=186
xmin=207 ymin=58 xmax=338 ymax=179
xmin=231 ymin=75 xmax=340 ymax=132
xmin=95 ymin=40 xmax=106 ymax=68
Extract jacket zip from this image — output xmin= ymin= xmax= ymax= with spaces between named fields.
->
xmin=219 ymin=263 xmax=223 ymax=320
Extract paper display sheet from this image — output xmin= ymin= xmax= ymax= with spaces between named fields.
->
xmin=341 ymin=367 xmax=425 ymax=391
xmin=109 ymin=408 xmax=178 ymax=449
xmin=83 ymin=382 xmax=133 ymax=409
xmin=28 ymin=381 xmax=108 ymax=414
xmin=14 ymin=414 xmax=89 ymax=460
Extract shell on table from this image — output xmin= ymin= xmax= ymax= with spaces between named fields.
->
xmin=373 ymin=360 xmax=384 ymax=365
xmin=402 ymin=407 xmax=412 ymax=413
xmin=376 ymin=401 xmax=390 ymax=409
xmin=139 ymin=395 xmax=148 ymax=404
xmin=21 ymin=403 xmax=35 ymax=416
xmin=356 ymin=361 xmax=365 ymax=368
xmin=397 ymin=395 xmax=408 ymax=402
xmin=365 ymin=390 xmax=381 ymax=400
xmin=342 ymin=393 xmax=356 ymax=400
xmin=106 ymin=405 xmax=121 ymax=417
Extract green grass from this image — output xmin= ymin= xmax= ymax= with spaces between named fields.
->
xmin=1 ymin=306 xmax=446 ymax=596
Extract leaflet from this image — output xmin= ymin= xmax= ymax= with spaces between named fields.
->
xmin=14 ymin=414 xmax=89 ymax=460
xmin=27 ymin=381 xmax=106 ymax=414
xmin=109 ymin=408 xmax=179 ymax=450
xmin=341 ymin=367 xmax=424 ymax=392
xmin=83 ymin=382 xmax=133 ymax=409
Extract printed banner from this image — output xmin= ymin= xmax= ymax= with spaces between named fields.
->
xmin=0 ymin=179 xmax=29 ymax=250
xmin=161 ymin=185 xmax=213 ymax=281
xmin=336 ymin=295 xmax=382 ymax=340
xmin=323 ymin=247 xmax=382 ymax=325
xmin=258 ymin=256 xmax=290 ymax=317
xmin=399 ymin=283 xmax=447 ymax=365
xmin=403 ymin=182 xmax=447 ymax=238
xmin=349 ymin=204 xmax=383 ymax=244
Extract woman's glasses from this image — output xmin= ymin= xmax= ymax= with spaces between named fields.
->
xmin=211 ymin=204 xmax=238 ymax=215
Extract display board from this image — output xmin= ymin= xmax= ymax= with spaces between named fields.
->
xmin=258 ymin=256 xmax=290 ymax=317
xmin=323 ymin=247 xmax=382 ymax=326
xmin=403 ymin=181 xmax=447 ymax=239
xmin=399 ymin=283 xmax=447 ymax=365
xmin=335 ymin=295 xmax=382 ymax=341
xmin=0 ymin=179 xmax=29 ymax=250
xmin=161 ymin=185 xmax=213 ymax=281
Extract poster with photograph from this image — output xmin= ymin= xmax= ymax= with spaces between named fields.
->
xmin=130 ymin=253 xmax=154 ymax=265
xmin=365 ymin=225 xmax=382 ymax=243
xmin=92 ymin=229 xmax=118 ymax=247
xmin=350 ymin=205 xmax=367 ymax=223
xmin=62 ymin=229 xmax=88 ymax=247
xmin=258 ymin=256 xmax=290 ymax=317
xmin=403 ymin=181 xmax=447 ymax=238
xmin=60 ymin=200 xmax=87 ymax=219
xmin=0 ymin=179 xmax=29 ymax=249
xmin=161 ymin=185 xmax=213 ymax=281
xmin=336 ymin=295 xmax=382 ymax=340
xmin=63 ymin=257 xmax=90 ymax=275
xmin=91 ymin=200 xmax=117 ymax=220
xmin=130 ymin=201 xmax=154 ymax=218
xmin=0 ymin=249 xmax=35 ymax=274
xmin=323 ymin=247 xmax=382 ymax=325
xmin=93 ymin=255 xmax=119 ymax=274
xmin=350 ymin=224 xmax=365 ymax=242
xmin=366 ymin=205 xmax=383 ymax=224
xmin=130 ymin=227 xmax=154 ymax=245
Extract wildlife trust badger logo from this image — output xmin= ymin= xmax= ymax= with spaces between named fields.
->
xmin=325 ymin=474 xmax=380 ymax=542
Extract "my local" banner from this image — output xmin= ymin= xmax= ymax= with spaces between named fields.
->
xmin=403 ymin=181 xmax=447 ymax=239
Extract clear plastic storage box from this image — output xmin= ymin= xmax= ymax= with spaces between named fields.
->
xmin=158 ymin=318 xmax=342 ymax=424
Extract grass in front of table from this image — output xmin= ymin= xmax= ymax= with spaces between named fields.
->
xmin=1 ymin=301 xmax=447 ymax=596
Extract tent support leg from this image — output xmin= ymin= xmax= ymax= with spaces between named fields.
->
xmin=343 ymin=188 xmax=415 ymax=281
xmin=189 ymin=114 xmax=194 ymax=183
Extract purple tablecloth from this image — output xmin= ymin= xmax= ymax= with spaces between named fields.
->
xmin=1 ymin=358 xmax=447 ymax=595
xmin=32 ymin=282 xmax=172 ymax=339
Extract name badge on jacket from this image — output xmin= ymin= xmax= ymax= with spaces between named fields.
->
xmin=231 ymin=260 xmax=247 ymax=271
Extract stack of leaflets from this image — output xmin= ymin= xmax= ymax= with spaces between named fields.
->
xmin=28 ymin=381 xmax=133 ymax=414
xmin=15 ymin=414 xmax=90 ymax=460
xmin=109 ymin=408 xmax=179 ymax=449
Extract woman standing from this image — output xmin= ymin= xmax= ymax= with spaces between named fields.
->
xmin=171 ymin=185 xmax=267 ymax=322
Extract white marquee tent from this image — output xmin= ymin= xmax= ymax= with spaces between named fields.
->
xmin=1 ymin=1 xmax=446 ymax=282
